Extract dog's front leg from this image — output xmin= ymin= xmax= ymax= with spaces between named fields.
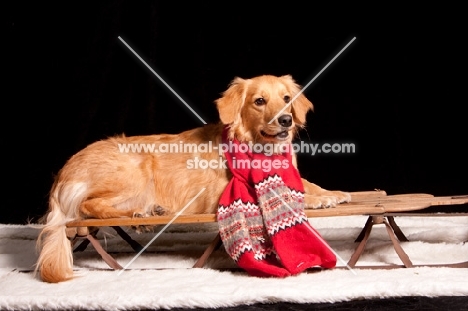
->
xmin=301 ymin=178 xmax=351 ymax=209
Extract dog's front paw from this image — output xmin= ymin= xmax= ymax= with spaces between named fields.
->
xmin=304 ymin=194 xmax=338 ymax=209
xmin=324 ymin=190 xmax=351 ymax=204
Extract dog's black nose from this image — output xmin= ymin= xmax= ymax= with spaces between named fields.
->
xmin=278 ymin=115 xmax=292 ymax=127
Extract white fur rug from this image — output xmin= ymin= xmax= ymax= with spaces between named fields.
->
xmin=1 ymin=215 xmax=467 ymax=310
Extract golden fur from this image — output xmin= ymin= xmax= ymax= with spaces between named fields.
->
xmin=36 ymin=75 xmax=350 ymax=282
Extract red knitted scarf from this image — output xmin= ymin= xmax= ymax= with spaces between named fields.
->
xmin=217 ymin=127 xmax=336 ymax=277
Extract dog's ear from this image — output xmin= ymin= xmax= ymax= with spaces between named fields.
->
xmin=215 ymin=77 xmax=247 ymax=124
xmin=280 ymin=75 xmax=314 ymax=126
xmin=292 ymin=93 xmax=314 ymax=126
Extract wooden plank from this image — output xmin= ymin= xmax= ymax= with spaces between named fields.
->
xmin=304 ymin=205 xmax=386 ymax=217
xmin=382 ymin=212 xmax=468 ymax=217
xmin=379 ymin=196 xmax=468 ymax=213
xmin=66 ymin=214 xmax=217 ymax=228
xmin=429 ymin=195 xmax=468 ymax=206
xmin=350 ymin=190 xmax=387 ymax=199
xmin=347 ymin=193 xmax=433 ymax=204
xmin=385 ymin=193 xmax=433 ymax=198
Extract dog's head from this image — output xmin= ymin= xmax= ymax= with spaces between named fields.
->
xmin=216 ymin=75 xmax=313 ymax=144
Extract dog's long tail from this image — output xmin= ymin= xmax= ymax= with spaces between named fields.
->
xmin=36 ymin=181 xmax=86 ymax=283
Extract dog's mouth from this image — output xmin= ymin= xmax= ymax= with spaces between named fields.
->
xmin=260 ymin=130 xmax=290 ymax=141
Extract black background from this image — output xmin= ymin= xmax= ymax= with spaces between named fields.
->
xmin=4 ymin=1 xmax=467 ymax=224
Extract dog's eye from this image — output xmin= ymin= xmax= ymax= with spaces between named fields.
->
xmin=284 ymin=95 xmax=291 ymax=103
xmin=254 ymin=98 xmax=266 ymax=106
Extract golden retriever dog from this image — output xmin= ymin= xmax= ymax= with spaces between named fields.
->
xmin=36 ymin=74 xmax=351 ymax=283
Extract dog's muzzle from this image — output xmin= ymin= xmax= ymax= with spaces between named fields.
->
xmin=260 ymin=115 xmax=293 ymax=140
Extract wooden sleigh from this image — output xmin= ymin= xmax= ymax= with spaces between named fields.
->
xmin=66 ymin=190 xmax=468 ymax=271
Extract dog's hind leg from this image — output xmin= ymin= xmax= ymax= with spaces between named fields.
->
xmin=79 ymin=197 xmax=146 ymax=219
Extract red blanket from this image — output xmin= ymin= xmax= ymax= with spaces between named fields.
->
xmin=218 ymin=127 xmax=336 ymax=277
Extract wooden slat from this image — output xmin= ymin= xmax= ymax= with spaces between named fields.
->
xmin=383 ymin=212 xmax=468 ymax=217
xmin=378 ymin=196 xmax=468 ymax=213
xmin=386 ymin=193 xmax=433 ymax=198
xmin=349 ymin=190 xmax=387 ymax=199
xmin=304 ymin=205 xmax=386 ymax=217
xmin=67 ymin=214 xmax=217 ymax=227
xmin=430 ymin=195 xmax=468 ymax=205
